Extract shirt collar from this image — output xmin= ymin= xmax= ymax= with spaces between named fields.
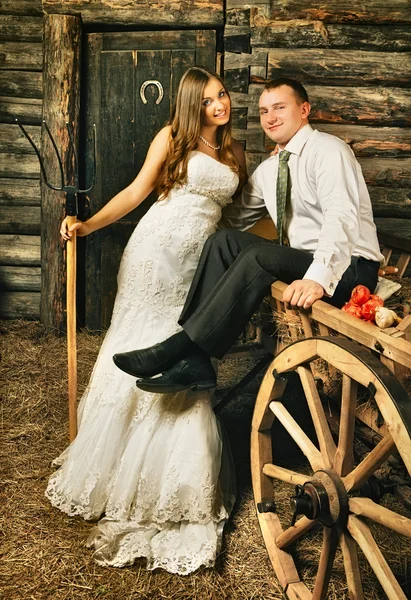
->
xmin=283 ymin=124 xmax=313 ymax=157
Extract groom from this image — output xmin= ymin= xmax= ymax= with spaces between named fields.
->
xmin=113 ymin=77 xmax=383 ymax=393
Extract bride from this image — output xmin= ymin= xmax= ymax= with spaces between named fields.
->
xmin=46 ymin=66 xmax=246 ymax=574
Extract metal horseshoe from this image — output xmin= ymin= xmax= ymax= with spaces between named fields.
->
xmin=140 ymin=80 xmax=164 ymax=105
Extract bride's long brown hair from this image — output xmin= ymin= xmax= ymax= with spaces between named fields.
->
xmin=157 ymin=66 xmax=244 ymax=199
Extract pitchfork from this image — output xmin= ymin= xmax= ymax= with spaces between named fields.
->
xmin=17 ymin=119 xmax=97 ymax=441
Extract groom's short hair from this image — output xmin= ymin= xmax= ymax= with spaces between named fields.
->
xmin=263 ymin=77 xmax=309 ymax=105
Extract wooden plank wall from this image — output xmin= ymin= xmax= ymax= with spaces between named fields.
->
xmin=0 ymin=1 xmax=43 ymax=318
xmin=1 ymin=1 xmax=409 ymax=321
xmin=224 ymin=1 xmax=411 ymax=241
xmin=42 ymin=0 xmax=224 ymax=26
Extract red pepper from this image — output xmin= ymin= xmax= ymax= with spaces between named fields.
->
xmin=342 ymin=302 xmax=363 ymax=319
xmin=361 ymin=295 xmax=384 ymax=322
xmin=350 ymin=285 xmax=371 ymax=306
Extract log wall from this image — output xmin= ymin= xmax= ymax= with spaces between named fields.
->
xmin=225 ymin=2 xmax=411 ymax=232
xmin=0 ymin=2 xmax=43 ymax=319
xmin=42 ymin=0 xmax=224 ymax=27
xmin=1 ymin=1 xmax=410 ymax=321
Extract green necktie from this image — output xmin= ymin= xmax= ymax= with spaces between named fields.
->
xmin=276 ymin=150 xmax=291 ymax=245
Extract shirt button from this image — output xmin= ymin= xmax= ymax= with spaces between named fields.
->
xmin=329 ymin=283 xmax=334 ymax=289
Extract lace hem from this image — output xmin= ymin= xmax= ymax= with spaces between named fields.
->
xmin=87 ymin=518 xmax=227 ymax=574
xmin=45 ymin=465 xmax=230 ymax=525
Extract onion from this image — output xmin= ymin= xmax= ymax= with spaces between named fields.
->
xmin=375 ymin=307 xmax=399 ymax=329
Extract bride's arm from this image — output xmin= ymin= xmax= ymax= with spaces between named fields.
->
xmin=60 ymin=126 xmax=171 ymax=240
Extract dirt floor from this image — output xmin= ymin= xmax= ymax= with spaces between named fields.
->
xmin=1 ymin=318 xmax=410 ymax=600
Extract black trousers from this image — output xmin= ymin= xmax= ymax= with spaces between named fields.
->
xmin=178 ymin=230 xmax=379 ymax=359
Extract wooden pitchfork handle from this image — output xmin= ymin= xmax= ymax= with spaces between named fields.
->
xmin=66 ymin=213 xmax=77 ymax=441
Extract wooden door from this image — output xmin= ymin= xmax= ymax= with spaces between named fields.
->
xmin=84 ymin=30 xmax=216 ymax=329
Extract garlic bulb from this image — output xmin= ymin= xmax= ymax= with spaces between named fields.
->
xmin=375 ymin=307 xmax=398 ymax=329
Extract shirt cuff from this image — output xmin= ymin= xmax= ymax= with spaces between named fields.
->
xmin=303 ymin=262 xmax=339 ymax=297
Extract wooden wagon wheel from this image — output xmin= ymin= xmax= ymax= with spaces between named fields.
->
xmin=251 ymin=336 xmax=411 ymax=600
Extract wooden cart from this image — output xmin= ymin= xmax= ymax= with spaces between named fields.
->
xmin=250 ymin=233 xmax=411 ymax=599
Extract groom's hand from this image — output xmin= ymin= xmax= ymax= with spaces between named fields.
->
xmin=283 ymin=279 xmax=324 ymax=310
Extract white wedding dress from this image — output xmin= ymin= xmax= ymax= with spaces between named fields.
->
xmin=45 ymin=151 xmax=239 ymax=574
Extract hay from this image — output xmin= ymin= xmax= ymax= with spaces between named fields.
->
xmin=1 ymin=321 xmax=284 ymax=600
xmin=1 ymin=318 xmax=411 ymax=599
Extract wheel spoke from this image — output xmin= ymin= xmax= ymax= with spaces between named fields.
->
xmin=349 ymin=497 xmax=411 ymax=539
xmin=339 ymin=530 xmax=364 ymax=599
xmin=269 ymin=401 xmax=324 ymax=471
xmin=334 ymin=374 xmax=357 ymax=476
xmin=312 ymin=527 xmax=339 ymax=600
xmin=297 ymin=365 xmax=337 ymax=469
xmin=276 ymin=516 xmax=318 ymax=550
xmin=343 ymin=433 xmax=395 ymax=492
xmin=251 ymin=337 xmax=411 ymax=598
xmin=347 ymin=516 xmax=407 ymax=599
xmin=262 ymin=463 xmax=309 ymax=487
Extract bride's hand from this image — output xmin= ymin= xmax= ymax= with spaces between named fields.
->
xmin=60 ymin=217 xmax=92 ymax=240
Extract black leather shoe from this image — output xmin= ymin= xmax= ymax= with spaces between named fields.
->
xmin=113 ymin=343 xmax=176 ymax=378
xmin=136 ymin=355 xmax=216 ymax=394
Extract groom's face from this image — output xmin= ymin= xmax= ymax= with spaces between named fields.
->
xmin=259 ymin=85 xmax=310 ymax=148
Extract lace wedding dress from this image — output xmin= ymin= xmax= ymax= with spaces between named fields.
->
xmin=45 ymin=151 xmax=239 ymax=574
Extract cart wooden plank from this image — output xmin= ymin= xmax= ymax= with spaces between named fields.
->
xmin=271 ymin=281 xmax=411 ymax=371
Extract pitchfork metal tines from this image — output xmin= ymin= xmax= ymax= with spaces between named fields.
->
xmin=16 ymin=119 xmax=97 ymax=217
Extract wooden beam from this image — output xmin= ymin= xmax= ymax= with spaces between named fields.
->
xmin=0 ymin=265 xmax=41 ymax=291
xmin=265 ymin=48 xmax=411 ymax=87
xmin=0 ymin=71 xmax=42 ymax=99
xmin=250 ymin=19 xmax=411 ymax=51
xmin=0 ymin=41 xmax=43 ymax=70
xmin=224 ymin=67 xmax=250 ymax=94
xmin=359 ymin=158 xmax=411 ymax=188
xmin=375 ymin=218 xmax=411 ymax=246
xmin=0 ymin=16 xmax=43 ymax=42
xmin=42 ymin=0 xmax=224 ymax=26
xmin=0 ymin=291 xmax=40 ymax=319
xmin=0 ymin=124 xmax=40 ymax=154
xmin=233 ymin=85 xmax=411 ymax=126
xmin=226 ymin=7 xmax=251 ymax=27
xmin=101 ymin=30 xmax=197 ymax=51
xmin=0 ymin=1 xmax=42 ymax=16
xmin=0 ymin=153 xmax=40 ymax=178
xmin=242 ymin=1 xmax=411 ymax=24
xmin=195 ymin=30 xmax=217 ymax=70
xmin=0 ymin=234 xmax=41 ymax=266
xmin=0 ymin=206 xmax=41 ymax=235
xmin=271 ymin=281 xmax=411 ymax=371
xmin=370 ymin=188 xmax=411 ymax=218
xmin=264 ymin=124 xmax=411 ymax=157
xmin=41 ymin=13 xmax=81 ymax=330
xmin=225 ymin=50 xmax=267 ymax=69
xmin=0 ymin=178 xmax=40 ymax=205
xmin=233 ymin=127 xmax=265 ymax=152
xmin=0 ymin=97 xmax=42 ymax=125
xmin=224 ymin=27 xmax=251 ymax=54
xmin=313 ymin=124 xmax=411 ymax=157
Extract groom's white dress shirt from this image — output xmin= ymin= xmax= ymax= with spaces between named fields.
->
xmin=221 ymin=124 xmax=383 ymax=297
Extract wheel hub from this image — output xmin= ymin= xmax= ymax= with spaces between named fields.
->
xmin=290 ymin=469 xmax=348 ymax=527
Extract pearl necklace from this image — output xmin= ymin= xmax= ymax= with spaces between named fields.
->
xmin=199 ymin=134 xmax=220 ymax=151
